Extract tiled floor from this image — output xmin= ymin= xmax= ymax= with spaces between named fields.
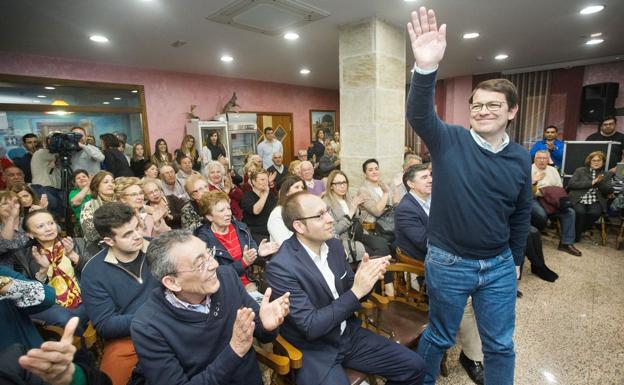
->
xmin=437 ymin=232 xmax=624 ymax=385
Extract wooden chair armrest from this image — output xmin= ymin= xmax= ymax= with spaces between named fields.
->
xmin=253 ymin=345 xmax=290 ymax=376
xmin=274 ymin=335 xmax=303 ymax=369
xmin=368 ymin=293 xmax=389 ymax=309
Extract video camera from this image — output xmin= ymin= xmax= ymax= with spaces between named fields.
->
xmin=47 ymin=132 xmax=82 ymax=157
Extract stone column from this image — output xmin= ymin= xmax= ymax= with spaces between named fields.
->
xmin=339 ymin=18 xmax=406 ymax=191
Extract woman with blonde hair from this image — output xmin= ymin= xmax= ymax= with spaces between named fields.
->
xmin=115 ymin=177 xmax=170 ymax=237
xmin=130 ymin=143 xmax=148 ymax=177
xmin=80 ymin=171 xmax=115 ymax=243
xmin=288 ymin=160 xmax=302 ymax=178
xmin=175 ymin=134 xmax=201 ymax=171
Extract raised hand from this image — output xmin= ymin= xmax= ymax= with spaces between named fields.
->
xmin=351 ymin=254 xmax=391 ymax=299
xmin=242 ymin=245 xmax=258 ymax=266
xmin=61 ymin=237 xmax=74 ymax=256
xmin=259 ymin=288 xmax=290 ymax=331
xmin=229 ymin=308 xmax=255 ymax=357
xmin=407 ymin=7 xmax=447 ymax=70
xmin=32 ymin=246 xmax=50 ymax=270
xmin=19 ymin=317 xmax=78 ymax=385
xmin=39 ymin=194 xmax=49 ymax=209
xmin=257 ymin=239 xmax=279 ymax=257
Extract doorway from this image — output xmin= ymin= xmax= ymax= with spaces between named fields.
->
xmin=255 ymin=113 xmax=294 ymax=166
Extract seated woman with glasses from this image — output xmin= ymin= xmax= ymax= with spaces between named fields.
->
xmin=267 ymin=175 xmax=306 ymax=245
xmin=195 ymin=191 xmax=278 ymax=294
xmin=115 ymin=177 xmax=171 ymax=238
xmin=142 ymin=178 xmax=184 ymax=229
xmin=181 ymin=175 xmax=210 ymax=231
xmin=80 ymin=171 xmax=115 ymax=244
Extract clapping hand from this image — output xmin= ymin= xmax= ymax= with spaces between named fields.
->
xmin=61 ymin=237 xmax=74 ymax=256
xmin=407 ymin=7 xmax=447 ymax=71
xmin=259 ymin=288 xmax=290 ymax=332
xmin=257 ymin=239 xmax=279 ymax=257
xmin=32 ymin=246 xmax=50 ymax=270
xmin=19 ymin=317 xmax=78 ymax=385
xmin=242 ymin=245 xmax=258 ymax=266
xmin=351 ymin=254 xmax=391 ymax=299
xmin=229 ymin=308 xmax=255 ymax=358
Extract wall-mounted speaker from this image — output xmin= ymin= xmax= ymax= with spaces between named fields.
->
xmin=579 ymin=82 xmax=619 ymax=123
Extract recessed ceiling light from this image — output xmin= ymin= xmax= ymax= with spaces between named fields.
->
xmin=283 ymin=32 xmax=299 ymax=40
xmin=37 ymin=95 xmax=46 ymax=98
xmin=220 ymin=55 xmax=234 ymax=62
xmin=579 ymin=5 xmax=604 ymax=15
xmin=33 ymin=100 xmax=41 ymax=103
xmin=89 ymin=35 xmax=109 ymax=43
xmin=113 ymin=97 xmax=122 ymax=100
xmin=495 ymin=54 xmax=509 ymax=60
xmin=44 ymin=86 xmax=56 ymax=90
xmin=403 ymin=0 xmax=418 ymax=2
xmin=590 ymin=32 xmax=602 ymax=37
xmin=300 ymin=68 xmax=311 ymax=75
xmin=131 ymin=89 xmax=138 ymax=93
xmin=102 ymin=101 xmax=110 ymax=105
xmin=463 ymin=32 xmax=479 ymax=39
xmin=586 ymin=38 xmax=604 ymax=45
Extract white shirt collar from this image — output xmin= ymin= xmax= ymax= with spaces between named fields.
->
xmin=409 ymin=191 xmax=431 ymax=216
xmin=164 ymin=289 xmax=211 ymax=314
xmin=470 ymin=129 xmax=510 ymax=153
xmin=300 ymin=241 xmax=329 ymax=264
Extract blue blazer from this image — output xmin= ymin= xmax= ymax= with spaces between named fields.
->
xmin=265 ymin=236 xmax=362 ymax=385
xmin=394 ymin=192 xmax=429 ymax=261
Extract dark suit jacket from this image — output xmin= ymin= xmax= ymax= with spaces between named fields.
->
xmin=394 ymin=192 xmax=428 ymax=261
xmin=265 ymin=236 xmax=362 ymax=385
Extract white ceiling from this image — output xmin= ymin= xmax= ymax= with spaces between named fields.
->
xmin=1 ymin=0 xmax=623 ymax=90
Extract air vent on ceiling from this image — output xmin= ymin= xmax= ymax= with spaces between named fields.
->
xmin=206 ymin=0 xmax=330 ymax=36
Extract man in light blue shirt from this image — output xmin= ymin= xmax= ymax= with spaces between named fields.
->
xmin=256 ymin=127 xmax=283 ymax=169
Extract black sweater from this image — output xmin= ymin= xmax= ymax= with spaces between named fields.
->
xmin=130 ymin=266 xmax=276 ymax=385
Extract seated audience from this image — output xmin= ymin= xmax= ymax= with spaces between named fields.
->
xmin=288 ymin=159 xmax=302 ymax=178
xmin=299 ymin=161 xmax=325 ymax=196
xmin=585 ymin=116 xmax=624 ymax=168
xmin=159 ymin=165 xmax=188 ymax=201
xmin=317 ymin=145 xmax=340 ymax=179
xmin=267 ymin=152 xmax=287 ymax=188
xmin=531 ymin=150 xmax=581 ymax=256
xmin=142 ymin=161 xmax=159 ymax=180
xmin=2 ymin=165 xmax=27 ymax=190
xmin=180 ymin=175 xmax=209 ymax=231
xmin=330 ymin=131 xmax=340 ymax=155
xmin=115 ymin=177 xmax=170 ymax=238
xmin=174 ymin=134 xmax=201 ymax=171
xmin=100 ymin=134 xmax=133 ymax=178
xmin=130 ymin=143 xmax=148 ymax=177
xmin=195 ymin=191 xmax=279 ymax=293
xmin=392 ymin=153 xmax=422 ymax=203
xmin=241 ymin=169 xmax=278 ymax=244
xmin=529 ymin=125 xmax=564 ymax=170
xmin=80 ymin=171 xmax=115 ymax=244
xmin=268 ymin=175 xmax=306 ymax=244
xmin=150 ymin=138 xmax=174 ymax=170
xmin=265 ymin=192 xmax=425 ymax=385
xmin=296 ymin=148 xmax=308 ymax=162
xmin=205 ymin=160 xmax=243 ymax=220
xmin=143 ymin=178 xmax=184 ymax=229
xmin=81 ymin=202 xmax=158 ymax=385
xmin=175 ymin=153 xmax=201 ymax=183
xmin=69 ymin=169 xmax=91 ymax=225
xmin=357 ymin=158 xmax=393 ymax=231
xmin=70 ymin=126 xmax=105 ymax=176
xmin=11 ymin=183 xmax=48 ymax=217
xmin=567 ymin=151 xmax=615 ymax=241
xmin=129 ymin=230 xmax=289 ymax=385
xmin=0 ymin=191 xmax=31 ymax=256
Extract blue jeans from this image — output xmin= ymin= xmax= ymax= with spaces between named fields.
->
xmin=417 ymin=245 xmax=517 ymax=385
xmin=531 ymin=199 xmax=576 ymax=244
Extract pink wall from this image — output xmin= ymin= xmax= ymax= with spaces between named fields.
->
xmin=576 ymin=61 xmax=624 ymax=139
xmin=0 ymin=52 xmax=339 ymax=156
xmin=443 ymin=75 xmax=472 ymax=128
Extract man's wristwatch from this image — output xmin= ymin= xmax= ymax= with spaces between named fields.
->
xmin=0 ymin=276 xmax=13 ymax=291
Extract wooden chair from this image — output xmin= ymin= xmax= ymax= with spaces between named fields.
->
xmin=616 ymin=215 xmax=624 ymax=250
xmin=395 ymin=248 xmax=428 ymax=312
xmin=255 ymin=335 xmax=302 ymax=385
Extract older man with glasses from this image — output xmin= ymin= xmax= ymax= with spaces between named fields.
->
xmin=130 ymin=230 xmax=290 ymax=385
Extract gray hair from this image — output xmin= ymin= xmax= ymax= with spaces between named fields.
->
xmin=146 ymin=229 xmax=194 ymax=282
xmin=206 ymin=160 xmax=225 ymax=176
xmin=534 ymin=149 xmax=550 ymax=157
xmin=403 ymin=154 xmax=422 ymax=169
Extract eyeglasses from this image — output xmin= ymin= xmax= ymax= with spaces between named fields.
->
xmin=169 ymin=246 xmax=215 ymax=275
xmin=123 ymin=192 xmax=144 ymax=197
xmin=469 ymin=101 xmax=506 ymax=113
xmin=295 ymin=208 xmax=333 ymax=222
xmin=331 ymin=181 xmax=347 ymax=186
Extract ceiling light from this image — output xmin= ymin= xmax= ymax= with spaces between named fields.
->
xmin=51 ymin=99 xmax=69 ymax=106
xmin=300 ymin=68 xmax=311 ymax=75
xmin=220 ymin=55 xmax=234 ymax=62
xmin=33 ymin=100 xmax=41 ymax=103
xmin=586 ymin=38 xmax=604 ymax=45
xmin=103 ymin=101 xmax=110 ymax=105
xmin=89 ymin=35 xmax=109 ymax=43
xmin=131 ymin=89 xmax=138 ymax=93
xmin=283 ymin=32 xmax=299 ymax=40
xmin=114 ymin=97 xmax=122 ymax=100
xmin=37 ymin=95 xmax=46 ymax=98
xmin=44 ymin=86 xmax=56 ymax=90
xmin=463 ymin=32 xmax=479 ymax=39
xmin=46 ymin=110 xmax=72 ymax=116
xmin=403 ymin=0 xmax=418 ymax=2
xmin=590 ymin=32 xmax=602 ymax=37
xmin=580 ymin=5 xmax=604 ymax=14
xmin=495 ymin=54 xmax=509 ymax=60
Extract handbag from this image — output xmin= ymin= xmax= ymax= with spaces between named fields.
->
xmin=375 ymin=205 xmax=395 ymax=236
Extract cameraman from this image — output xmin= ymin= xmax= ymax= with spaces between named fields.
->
xmin=70 ymin=127 xmax=104 ymax=176
xmin=30 ymin=133 xmax=64 ymax=220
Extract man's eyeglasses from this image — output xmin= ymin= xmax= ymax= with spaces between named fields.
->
xmin=295 ymin=208 xmax=333 ymax=222
xmin=469 ymin=101 xmax=506 ymax=113
xmin=168 ymin=246 xmax=215 ymax=275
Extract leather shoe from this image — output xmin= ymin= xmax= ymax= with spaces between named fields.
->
xmin=558 ymin=243 xmax=582 ymax=257
xmin=531 ymin=264 xmax=559 ymax=282
xmin=459 ymin=350 xmax=484 ymax=385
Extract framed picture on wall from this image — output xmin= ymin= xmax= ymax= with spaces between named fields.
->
xmin=309 ymin=110 xmax=337 ymax=142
